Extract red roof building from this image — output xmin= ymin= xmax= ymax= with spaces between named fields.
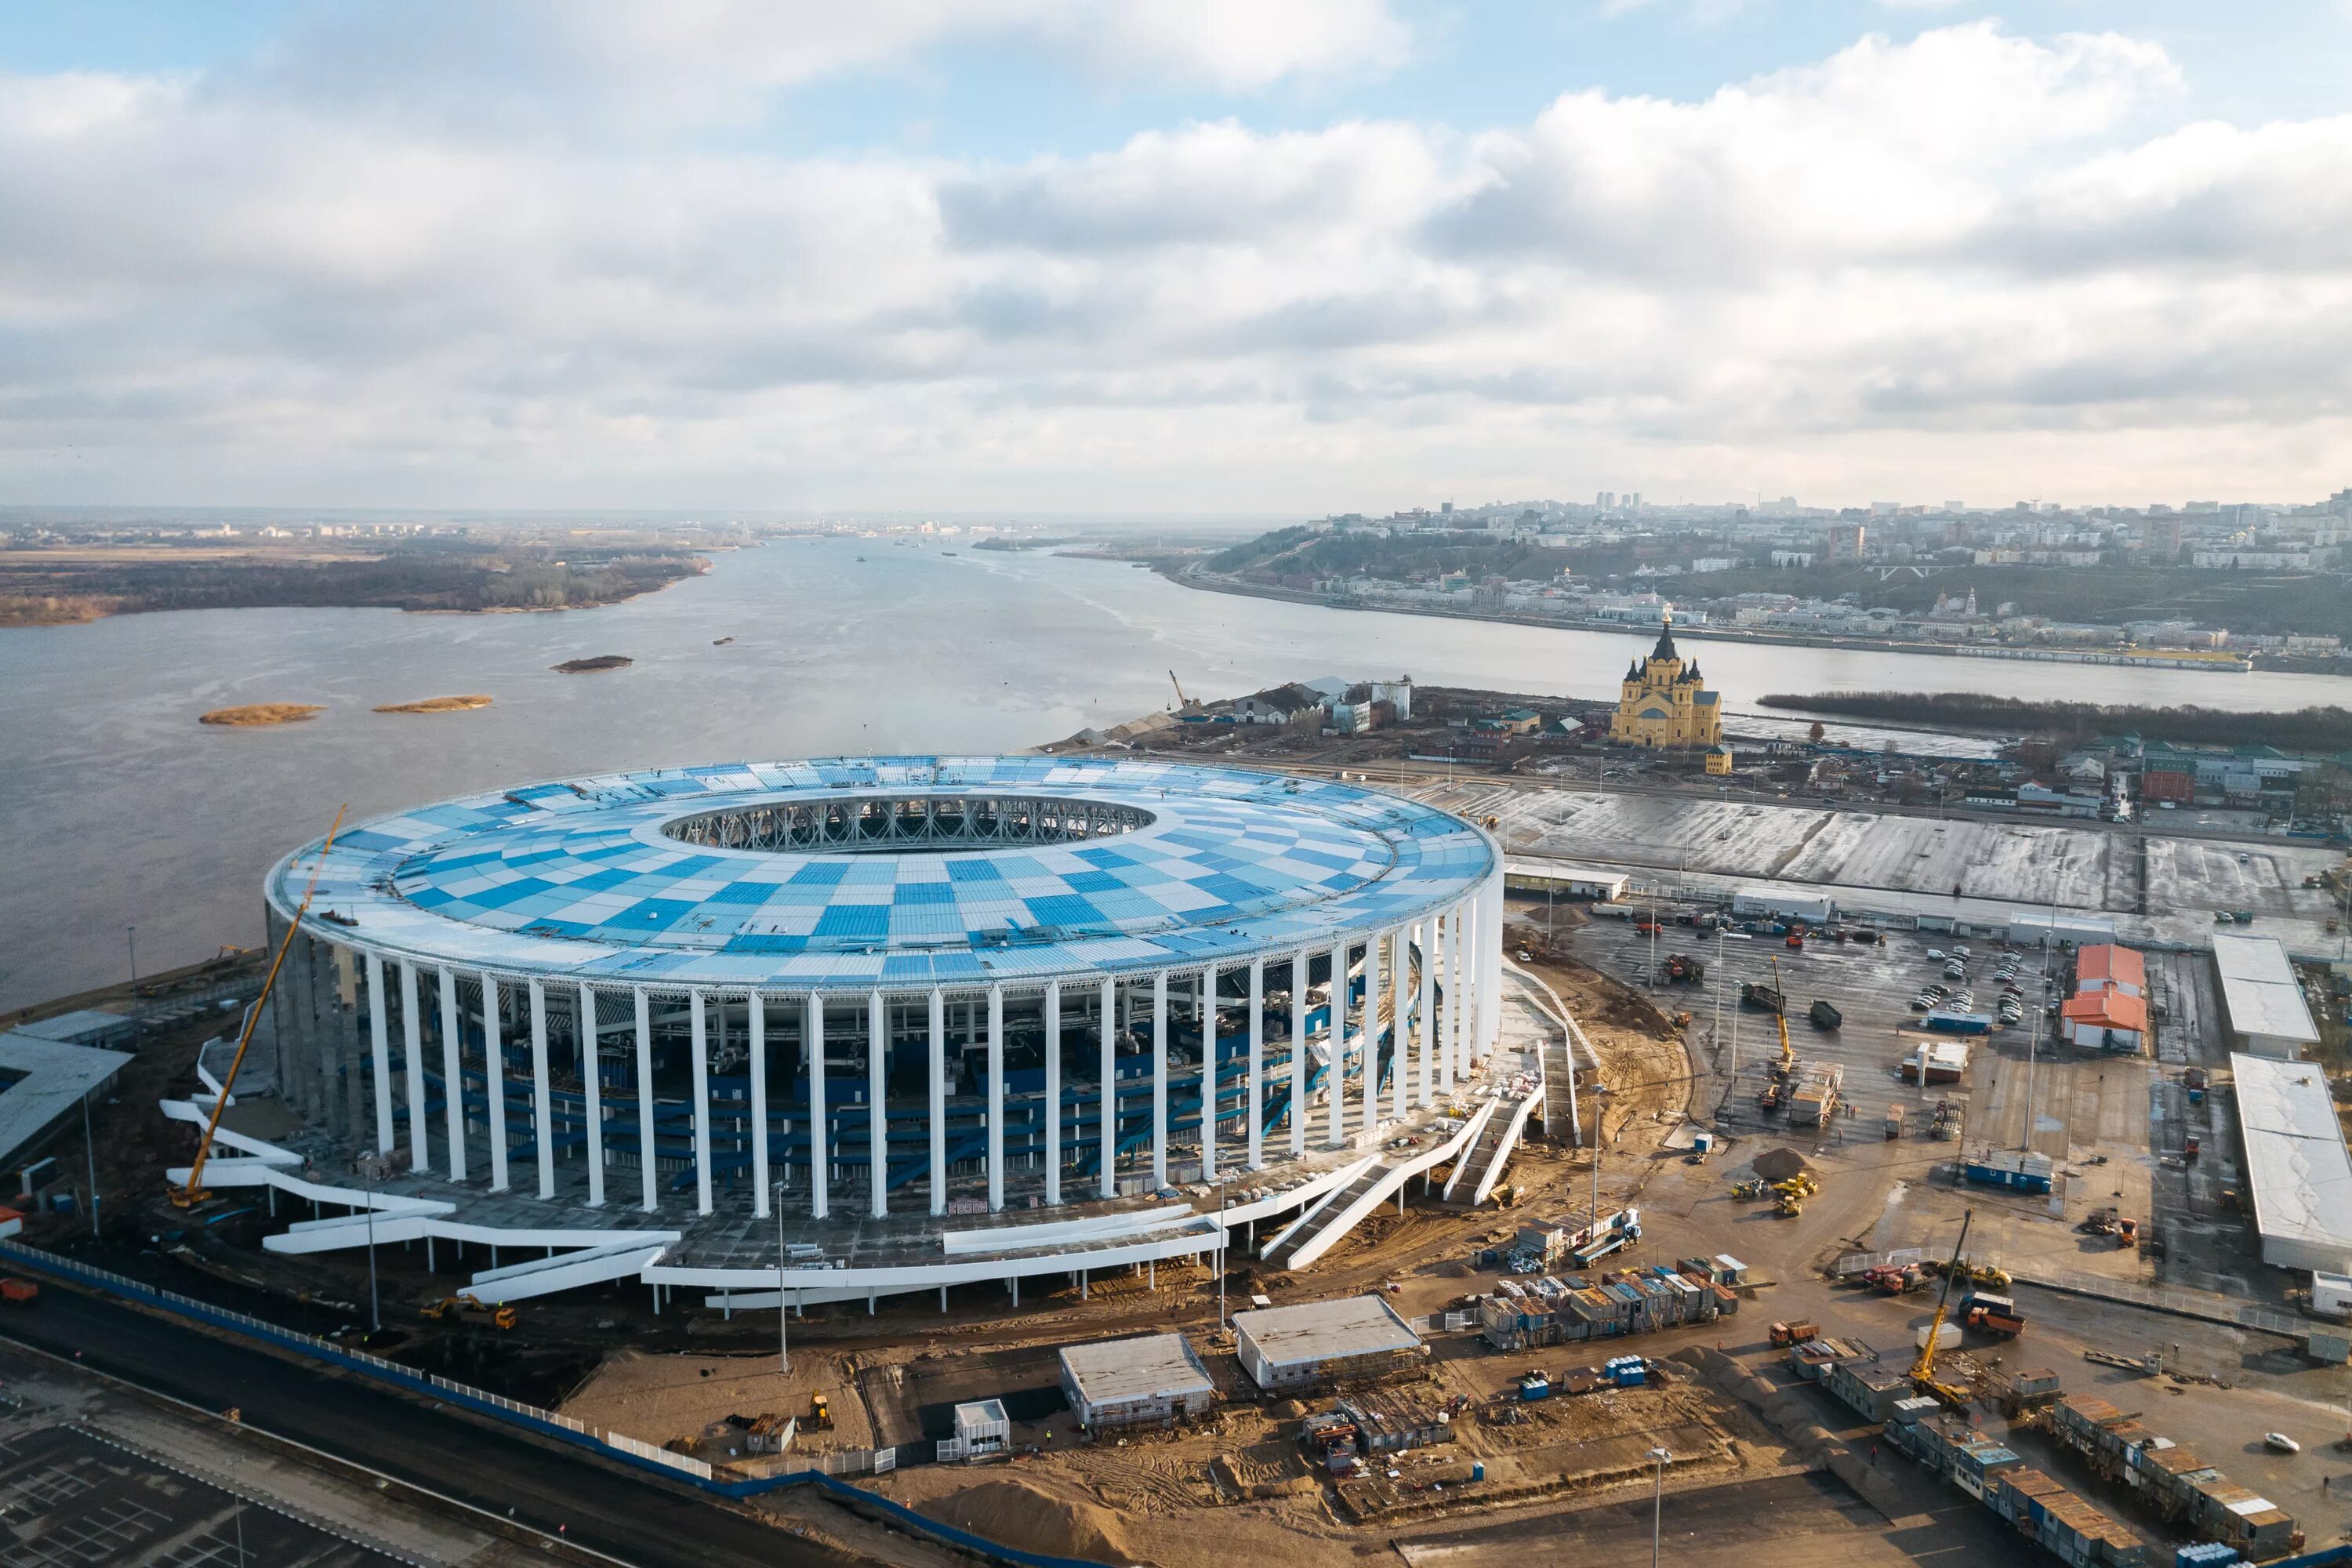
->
xmin=2074 ymin=943 xmax=2146 ymax=997
xmin=2062 ymin=986 xmax=2148 ymax=1054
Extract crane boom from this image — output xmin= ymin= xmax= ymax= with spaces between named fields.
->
xmin=174 ymin=804 xmax=348 ymax=1208
xmin=1910 ymin=1209 xmax=1975 ymax=1399
xmin=1767 ymin=954 xmax=1794 ymax=1072
xmin=1167 ymin=670 xmax=1190 ymax=710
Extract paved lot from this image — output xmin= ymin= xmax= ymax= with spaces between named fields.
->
xmin=0 ymin=1421 xmax=408 ymax=1568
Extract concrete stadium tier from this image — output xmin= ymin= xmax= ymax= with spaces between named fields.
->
xmin=169 ymin=757 xmax=1508 ymax=1309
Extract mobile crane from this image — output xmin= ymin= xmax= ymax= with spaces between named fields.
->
xmin=1768 ymin=954 xmax=1797 ymax=1080
xmin=1909 ymin=1209 xmax=1977 ymax=1406
xmin=172 ymin=805 xmax=348 ymax=1210
xmin=1168 ymin=670 xmax=1197 ymax=713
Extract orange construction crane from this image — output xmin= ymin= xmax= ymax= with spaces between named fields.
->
xmin=173 ymin=805 xmax=347 ymax=1210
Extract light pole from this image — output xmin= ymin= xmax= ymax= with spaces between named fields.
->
xmin=364 ymin=1169 xmax=380 ymax=1334
xmin=126 ymin=926 xmax=137 ymax=986
xmin=1648 ymin=1446 xmax=1671 ymax=1568
xmin=82 ymin=1091 xmax=100 ymax=1239
xmin=777 ymin=1180 xmax=790 ymax=1373
xmin=1218 ymin=1196 xmax=1230 ymax=1330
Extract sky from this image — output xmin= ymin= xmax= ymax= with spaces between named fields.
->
xmin=2 ymin=1 xmax=2348 ymax=514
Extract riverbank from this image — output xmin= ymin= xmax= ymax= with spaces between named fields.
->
xmin=1165 ymin=564 xmax=2257 ymax=673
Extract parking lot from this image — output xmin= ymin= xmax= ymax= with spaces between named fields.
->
xmin=1564 ymin=916 xmax=1994 ymax=1146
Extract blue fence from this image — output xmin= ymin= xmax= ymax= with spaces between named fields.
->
xmin=0 ymin=1239 xmax=1111 ymax=1568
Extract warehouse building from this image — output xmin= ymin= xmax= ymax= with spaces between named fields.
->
xmin=2233 ymin=1051 xmax=2352 ymax=1276
xmin=1058 ymin=1333 xmax=1214 ymax=1430
xmin=1503 ymin=861 xmax=1629 ymax=903
xmin=2212 ymin=934 xmax=2320 ymax=1059
xmin=1232 ymin=1295 xmax=1422 ymax=1391
xmin=0 ymin=1029 xmax=134 ymax=1177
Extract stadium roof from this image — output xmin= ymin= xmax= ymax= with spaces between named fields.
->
xmin=2230 ymin=1052 xmax=2352 ymax=1272
xmin=2212 ymin=934 xmax=2320 ymax=1047
xmin=270 ymin=757 xmax=1494 ymax=991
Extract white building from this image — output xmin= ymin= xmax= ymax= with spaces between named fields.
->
xmin=1059 ymin=1333 xmax=1214 ymax=1429
xmin=1232 ymin=1295 xmax=1423 ymax=1390
xmin=2212 ymin=935 xmax=2321 ymax=1058
xmin=2233 ymin=1053 xmax=2352 ymax=1276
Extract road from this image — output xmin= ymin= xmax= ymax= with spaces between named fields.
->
xmin=0 ymin=1287 xmax=858 ymax=1568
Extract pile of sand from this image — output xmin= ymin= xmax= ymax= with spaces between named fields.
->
xmin=199 ymin=703 xmax=325 ymax=727
xmin=372 ymin=694 xmax=492 ymax=714
xmin=1751 ymin=1146 xmax=1815 ymax=1182
xmin=917 ymin=1477 xmax=1136 ymax=1563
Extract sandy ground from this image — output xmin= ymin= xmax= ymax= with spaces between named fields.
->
xmin=198 ymin=702 xmax=326 ymax=725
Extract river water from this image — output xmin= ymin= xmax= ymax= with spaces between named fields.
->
xmin=7 ymin=536 xmax=2349 ymax=1010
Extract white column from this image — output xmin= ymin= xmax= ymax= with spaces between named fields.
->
xmin=689 ymin=991 xmax=713 ymax=1216
xmin=400 ymin=963 xmax=428 ymax=1172
xmin=1151 ymin=970 xmax=1169 ymax=1189
xmin=927 ymin=989 xmax=947 ymax=1216
xmin=1391 ymin=927 xmax=1410 ymax=1122
xmin=1478 ymin=872 xmax=1504 ymax=1061
xmin=1246 ymin=958 xmax=1265 ymax=1170
xmin=1327 ymin=941 xmax=1347 ymax=1146
xmin=1439 ymin=902 xmax=1458 ymax=1086
xmin=365 ymin=954 xmax=395 ymax=1153
xmin=1417 ymin=920 xmax=1436 ymax=1108
xmin=483 ymin=974 xmax=510 ymax=1192
xmin=1289 ymin=953 xmax=1308 ymax=1156
xmin=437 ymin=967 xmax=466 ymax=1181
xmin=633 ymin=986 xmax=657 ymax=1213
xmin=1044 ymin=980 xmax=1062 ymax=1206
xmin=529 ymin=980 xmax=555 ymax=1200
xmin=748 ymin=993 xmax=768 ymax=1219
xmin=1363 ymin=934 xmax=1382 ymax=1131
xmin=580 ymin=982 xmax=605 ymax=1209
xmin=986 ymin=985 xmax=1005 ymax=1212
xmin=807 ymin=994 xmax=829 ymax=1221
xmin=1098 ymin=978 xmax=1117 ymax=1199
xmin=1199 ymin=964 xmax=1218 ymax=1181
xmin=868 ymin=989 xmax=887 ymax=1218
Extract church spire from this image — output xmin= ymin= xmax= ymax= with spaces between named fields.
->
xmin=1650 ymin=613 xmax=1679 ymax=664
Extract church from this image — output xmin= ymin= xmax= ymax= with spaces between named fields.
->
xmin=1609 ymin=617 xmax=1722 ymax=749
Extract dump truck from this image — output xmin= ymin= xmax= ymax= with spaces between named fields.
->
xmin=1807 ymin=999 xmax=1842 ymax=1030
xmin=0 ymin=1276 xmax=38 ymax=1306
xmin=1740 ymin=981 xmax=1786 ymax=1013
xmin=1883 ymin=1104 xmax=1906 ymax=1140
xmin=1962 ymin=1292 xmax=2025 ymax=1338
xmin=1662 ymin=953 xmax=1704 ymax=985
xmin=1769 ymin=1319 xmax=1820 ymax=1347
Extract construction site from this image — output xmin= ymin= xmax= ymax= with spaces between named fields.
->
xmin=9 ymin=714 xmax=2352 ymax=1568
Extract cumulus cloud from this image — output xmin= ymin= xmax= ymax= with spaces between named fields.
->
xmin=0 ymin=17 xmax=2346 ymax=510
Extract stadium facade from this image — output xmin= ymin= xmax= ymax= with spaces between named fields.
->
xmin=167 ymin=757 xmax=1509 ymax=1308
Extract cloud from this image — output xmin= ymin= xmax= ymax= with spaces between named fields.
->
xmin=0 ymin=20 xmax=2346 ymax=510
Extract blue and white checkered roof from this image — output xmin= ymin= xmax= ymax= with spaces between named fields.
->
xmin=271 ymin=757 xmax=1495 ymax=992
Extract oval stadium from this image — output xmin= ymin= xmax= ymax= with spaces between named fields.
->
xmin=165 ymin=755 xmax=1523 ymax=1310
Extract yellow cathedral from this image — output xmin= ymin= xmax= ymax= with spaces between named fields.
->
xmin=1609 ymin=617 xmax=1722 ymax=748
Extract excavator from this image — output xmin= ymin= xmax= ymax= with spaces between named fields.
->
xmin=172 ymin=805 xmax=348 ymax=1210
xmin=1909 ymin=1209 xmax=1978 ymax=1406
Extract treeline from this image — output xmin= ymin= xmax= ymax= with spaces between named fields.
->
xmin=1209 ymin=524 xmax=1557 ymax=581
xmin=1759 ymin=691 xmax=2352 ymax=753
xmin=0 ymin=550 xmax=702 ymax=616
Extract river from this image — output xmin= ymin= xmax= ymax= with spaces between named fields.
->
xmin=6 ymin=536 xmax=2349 ymax=1010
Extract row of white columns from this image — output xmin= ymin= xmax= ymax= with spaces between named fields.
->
xmin=350 ymin=890 xmax=1499 ymax=1224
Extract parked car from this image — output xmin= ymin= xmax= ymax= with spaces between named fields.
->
xmin=2265 ymin=1432 xmax=2300 ymax=1454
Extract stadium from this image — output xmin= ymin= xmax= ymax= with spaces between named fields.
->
xmin=165 ymin=755 xmax=1511 ymax=1311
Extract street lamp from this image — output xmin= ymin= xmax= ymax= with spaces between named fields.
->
xmin=790 ymin=1175 xmax=800 ymax=1373
xmin=1648 ymin=1446 xmax=1671 ymax=1568
xmin=363 ymin=1168 xmax=380 ymax=1335
xmin=126 ymin=926 xmax=138 ymax=986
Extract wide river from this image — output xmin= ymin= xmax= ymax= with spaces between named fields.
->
xmin=7 ymin=537 xmax=2350 ymax=1010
